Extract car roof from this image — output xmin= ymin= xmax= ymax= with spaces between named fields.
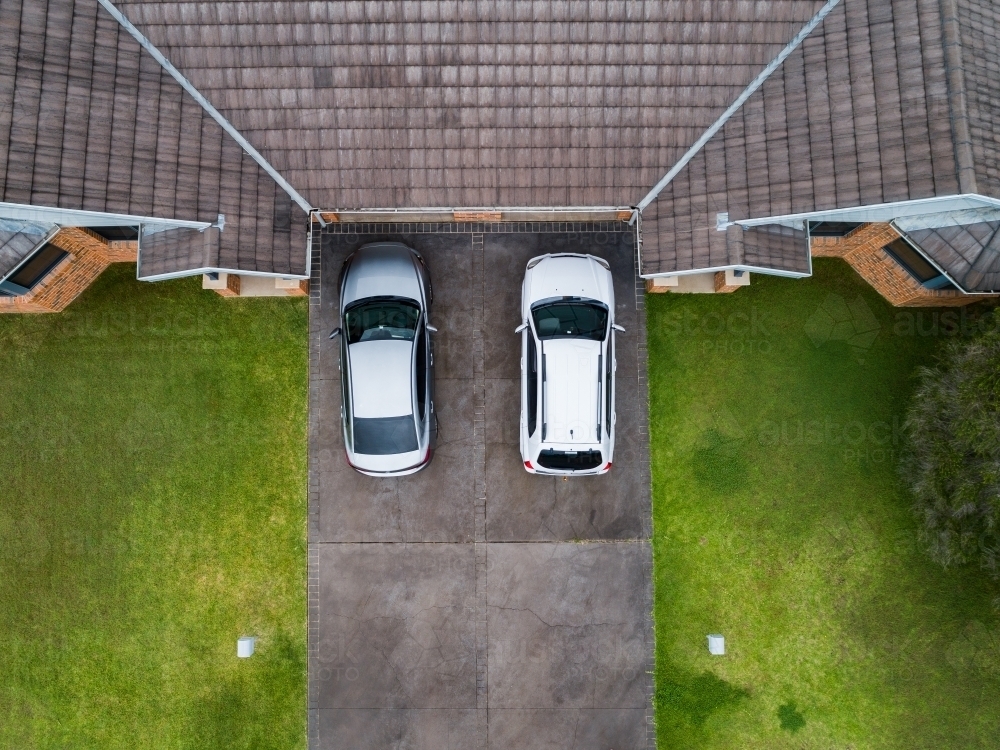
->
xmin=349 ymin=340 xmax=413 ymax=419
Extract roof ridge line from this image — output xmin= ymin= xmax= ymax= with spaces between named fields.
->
xmin=636 ymin=0 xmax=843 ymax=212
xmin=95 ymin=0 xmax=314 ymax=216
xmin=939 ymin=0 xmax=978 ymax=195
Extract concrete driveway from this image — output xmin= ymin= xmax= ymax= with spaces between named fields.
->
xmin=307 ymin=223 xmax=653 ymax=749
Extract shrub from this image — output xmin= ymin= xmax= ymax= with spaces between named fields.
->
xmin=902 ymin=326 xmax=1000 ymax=577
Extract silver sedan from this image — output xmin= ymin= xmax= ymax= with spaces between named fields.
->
xmin=330 ymin=242 xmax=436 ymax=476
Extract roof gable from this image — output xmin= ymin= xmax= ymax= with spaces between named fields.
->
xmin=641 ymin=0 xmax=968 ymax=275
xmin=0 ymin=0 xmax=306 ymax=277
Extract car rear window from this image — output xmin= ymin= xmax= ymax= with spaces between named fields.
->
xmin=345 ymin=299 xmax=420 ymax=343
xmin=532 ymin=300 xmax=608 ymax=340
xmin=352 ymin=415 xmax=419 ymax=455
xmin=537 ymin=449 xmax=603 ymax=471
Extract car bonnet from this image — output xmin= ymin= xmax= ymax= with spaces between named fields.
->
xmin=342 ymin=245 xmax=422 ymax=307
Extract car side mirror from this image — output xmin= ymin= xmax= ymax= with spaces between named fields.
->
xmin=329 ymin=327 xmax=342 ymax=339
xmin=612 ymin=324 xmax=625 ymax=333
xmin=515 ymin=322 xmax=528 ymax=334
xmin=426 ymin=324 xmax=438 ymax=333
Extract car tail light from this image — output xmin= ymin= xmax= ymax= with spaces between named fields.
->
xmin=605 ymin=462 xmax=612 ymax=470
xmin=524 ymin=461 xmax=533 ymax=469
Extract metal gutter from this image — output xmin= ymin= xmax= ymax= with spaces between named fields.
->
xmin=316 ymin=206 xmax=634 ymax=223
xmin=636 ymin=0 xmax=842 ymax=212
xmin=0 ymin=201 xmax=210 ymax=231
xmin=137 ymin=266 xmax=310 ymax=283
xmin=640 ymin=263 xmax=811 ymax=281
xmin=725 ymin=194 xmax=1000 ymax=229
xmin=97 ymin=0 xmax=313 ymax=216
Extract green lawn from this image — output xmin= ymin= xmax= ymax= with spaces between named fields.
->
xmin=0 ymin=266 xmax=308 ymax=749
xmin=648 ymin=259 xmax=1000 ymax=749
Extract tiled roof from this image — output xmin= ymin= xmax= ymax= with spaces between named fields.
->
xmin=905 ymin=222 xmax=1000 ymax=293
xmin=641 ymin=0 xmax=967 ymax=275
xmin=3 ymin=0 xmax=999 ymax=280
xmin=0 ymin=0 xmax=306 ymax=278
xmin=115 ymin=0 xmax=824 ymax=209
xmin=953 ymin=0 xmax=1000 ymax=197
xmin=0 ymin=227 xmax=44 ymax=278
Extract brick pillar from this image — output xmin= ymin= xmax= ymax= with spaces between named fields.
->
xmin=213 ymin=274 xmax=241 ymax=297
xmin=714 ymin=269 xmax=750 ymax=293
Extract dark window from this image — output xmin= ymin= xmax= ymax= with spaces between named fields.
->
xmin=884 ymin=239 xmax=956 ymax=290
xmin=88 ymin=226 xmax=139 ymax=242
xmin=345 ymin=298 xmax=420 ymax=343
xmin=416 ymin=325 xmax=427 ymax=420
xmin=537 ymin=449 xmax=603 ymax=471
xmin=352 ymin=415 xmax=419 ymax=455
xmin=1 ymin=244 xmax=68 ymax=295
xmin=808 ymin=221 xmax=863 ymax=237
xmin=527 ymin=333 xmax=538 ymax=436
xmin=531 ymin=299 xmax=608 ymax=341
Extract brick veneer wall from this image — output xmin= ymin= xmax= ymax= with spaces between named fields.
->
xmin=714 ymin=271 xmax=741 ymax=293
xmin=810 ymin=223 xmax=981 ymax=307
xmin=211 ymin=273 xmax=241 ymax=297
xmin=0 ymin=227 xmax=138 ymax=314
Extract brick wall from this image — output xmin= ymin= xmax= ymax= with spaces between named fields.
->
xmin=810 ymin=223 xmax=981 ymax=307
xmin=714 ymin=271 xmax=742 ymax=293
xmin=0 ymin=227 xmax=138 ymax=314
xmin=212 ymin=273 xmax=241 ymax=297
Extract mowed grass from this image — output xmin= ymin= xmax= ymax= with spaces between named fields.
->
xmin=0 ymin=266 xmax=308 ymax=749
xmin=648 ymin=259 xmax=1000 ymax=749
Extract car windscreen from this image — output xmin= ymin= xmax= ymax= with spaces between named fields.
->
xmin=345 ymin=298 xmax=420 ymax=344
xmin=531 ymin=300 xmax=608 ymax=341
xmin=352 ymin=415 xmax=419 ymax=455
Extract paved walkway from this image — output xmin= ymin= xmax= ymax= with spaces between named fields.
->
xmin=307 ymin=224 xmax=653 ymax=749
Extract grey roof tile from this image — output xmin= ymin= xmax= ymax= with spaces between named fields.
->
xmin=5 ymin=0 xmax=1000 ymax=280
xmin=1 ymin=0 xmax=305 ymax=278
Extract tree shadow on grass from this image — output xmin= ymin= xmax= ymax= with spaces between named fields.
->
xmin=777 ymin=701 xmax=806 ymax=732
xmin=186 ymin=631 xmax=305 ymax=750
xmin=656 ymin=666 xmax=749 ymax=738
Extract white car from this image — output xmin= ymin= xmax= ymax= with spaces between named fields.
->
xmin=331 ymin=242 xmax=436 ymax=476
xmin=518 ymin=253 xmax=622 ymax=475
